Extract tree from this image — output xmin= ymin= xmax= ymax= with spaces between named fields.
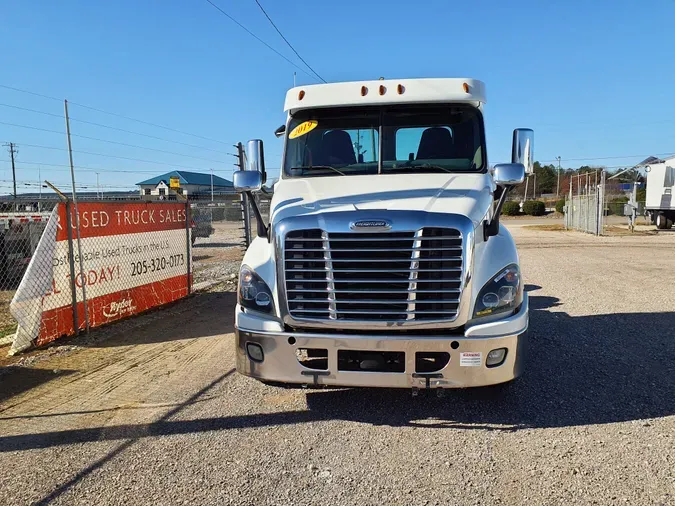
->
xmin=533 ymin=162 xmax=557 ymax=195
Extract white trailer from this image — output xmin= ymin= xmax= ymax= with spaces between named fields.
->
xmin=643 ymin=155 xmax=675 ymax=229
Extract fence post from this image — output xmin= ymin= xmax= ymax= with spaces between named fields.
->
xmin=64 ymin=201 xmax=79 ymax=334
xmin=597 ymin=170 xmax=606 ymax=235
xmin=185 ymin=201 xmax=192 ymax=295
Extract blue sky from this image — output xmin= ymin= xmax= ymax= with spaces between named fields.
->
xmin=1 ymin=0 xmax=674 ymax=194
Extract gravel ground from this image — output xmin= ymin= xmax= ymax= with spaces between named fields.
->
xmin=192 ymin=220 xmax=244 ymax=284
xmin=0 ymin=224 xmax=674 ymax=505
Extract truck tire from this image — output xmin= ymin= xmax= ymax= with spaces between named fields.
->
xmin=656 ymin=213 xmax=673 ymax=230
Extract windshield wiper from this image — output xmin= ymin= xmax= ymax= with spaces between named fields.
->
xmin=291 ymin=165 xmax=346 ymax=176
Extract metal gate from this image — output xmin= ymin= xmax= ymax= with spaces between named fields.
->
xmin=564 ymin=171 xmax=605 ymax=235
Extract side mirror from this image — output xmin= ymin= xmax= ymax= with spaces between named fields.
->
xmin=274 ymin=125 xmax=286 ymax=138
xmin=233 ymin=170 xmax=262 ymax=192
xmin=246 ymin=139 xmax=267 ymax=184
xmin=493 ymin=163 xmax=525 ymax=186
xmin=512 ymin=128 xmax=534 ymax=174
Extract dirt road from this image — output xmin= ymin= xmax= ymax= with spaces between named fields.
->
xmin=1 ymin=226 xmax=673 ymax=505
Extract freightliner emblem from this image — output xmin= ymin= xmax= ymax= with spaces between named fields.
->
xmin=350 ymin=220 xmax=392 ymax=230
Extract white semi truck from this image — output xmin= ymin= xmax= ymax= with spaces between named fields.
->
xmin=233 ymin=78 xmax=532 ymax=390
xmin=642 ymin=155 xmax=675 ymax=230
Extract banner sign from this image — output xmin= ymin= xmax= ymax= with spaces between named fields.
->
xmin=169 ymin=176 xmax=181 ymax=189
xmin=10 ymin=202 xmax=191 ymax=353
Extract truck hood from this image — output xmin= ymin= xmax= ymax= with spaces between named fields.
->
xmin=271 ymin=173 xmax=494 ymax=227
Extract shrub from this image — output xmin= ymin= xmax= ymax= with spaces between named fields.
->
xmin=502 ymin=201 xmax=521 ymax=216
xmin=522 ymin=200 xmax=546 ymax=216
xmin=555 ymin=199 xmax=565 ymax=214
xmin=606 ymin=196 xmax=628 ymax=216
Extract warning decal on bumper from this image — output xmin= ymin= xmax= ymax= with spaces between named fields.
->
xmin=459 ymin=352 xmax=482 ymax=367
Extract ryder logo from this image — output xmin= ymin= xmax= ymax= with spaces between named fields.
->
xmin=102 ymin=298 xmax=136 ymax=319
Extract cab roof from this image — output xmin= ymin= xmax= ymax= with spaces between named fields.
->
xmin=284 ymin=78 xmax=486 ymax=113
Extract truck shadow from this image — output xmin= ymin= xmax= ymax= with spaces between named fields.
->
xmin=2 ymin=290 xmax=673 ymax=456
xmin=303 ymin=289 xmax=675 ymax=430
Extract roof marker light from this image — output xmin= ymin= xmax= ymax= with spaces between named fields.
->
xmin=462 ymin=82 xmax=470 ymax=93
xmin=397 ymin=84 xmax=405 ymax=95
xmin=361 ymin=86 xmax=368 ymax=96
xmin=298 ymin=90 xmax=305 ymax=100
xmin=379 ymin=85 xmax=386 ymax=96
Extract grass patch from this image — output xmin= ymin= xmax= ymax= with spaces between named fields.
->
xmin=523 ymin=224 xmax=566 ymax=232
xmin=524 ymin=224 xmax=658 ymax=236
xmin=1 ymin=324 xmax=16 ymax=339
xmin=604 ymin=226 xmax=657 ymax=236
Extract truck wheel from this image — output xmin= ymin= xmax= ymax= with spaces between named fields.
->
xmin=656 ymin=213 xmax=668 ymax=229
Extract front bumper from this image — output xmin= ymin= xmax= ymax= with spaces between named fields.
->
xmin=235 ymin=294 xmax=528 ymax=389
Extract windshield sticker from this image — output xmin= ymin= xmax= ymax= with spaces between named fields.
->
xmin=289 ymin=120 xmax=318 ymax=139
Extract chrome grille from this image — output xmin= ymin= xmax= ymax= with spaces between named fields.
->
xmin=284 ymin=228 xmax=463 ymax=322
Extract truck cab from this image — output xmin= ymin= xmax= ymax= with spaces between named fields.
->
xmin=233 ymin=78 xmax=532 ymax=390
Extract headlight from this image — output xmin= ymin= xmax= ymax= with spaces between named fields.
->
xmin=473 ymin=264 xmax=521 ymax=318
xmin=239 ymin=265 xmax=275 ymax=314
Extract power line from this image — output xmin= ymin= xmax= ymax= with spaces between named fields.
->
xmin=0 ymin=103 xmax=232 ymax=154
xmin=1 ymin=158 xmax=238 ymax=175
xmin=68 ymin=101 xmax=229 ymax=146
xmin=0 ymin=120 xmax=228 ymax=164
xmin=541 ymin=151 xmax=675 ymax=164
xmin=0 ymin=83 xmax=230 ymax=145
xmin=13 ymin=143 xmax=229 ymax=172
xmin=203 ymin=0 xmax=319 ymax=82
xmin=252 ymin=0 xmax=326 ymax=83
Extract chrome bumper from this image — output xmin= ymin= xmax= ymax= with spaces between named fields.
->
xmin=235 ymin=294 xmax=528 ymax=389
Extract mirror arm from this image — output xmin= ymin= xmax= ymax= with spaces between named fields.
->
xmin=245 ymin=190 xmax=269 ymax=239
xmin=484 ymin=184 xmax=513 ymax=240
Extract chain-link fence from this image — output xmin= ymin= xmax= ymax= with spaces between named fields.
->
xmin=190 ymin=196 xmax=248 ymax=285
xmin=241 ymin=192 xmax=273 ymax=247
xmin=564 ymin=171 xmax=605 ymax=235
xmin=4 ymin=199 xmax=193 ymax=354
xmin=1 ymin=185 xmax=266 ymax=351
xmin=0 ymin=200 xmax=59 ymax=341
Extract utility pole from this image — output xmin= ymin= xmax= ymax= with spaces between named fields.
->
xmin=38 ymin=165 xmax=42 ymax=210
xmin=64 ymin=99 xmax=90 ymax=333
xmin=533 ymin=172 xmax=537 ymax=200
xmin=96 ymin=172 xmax=100 ymax=199
xmin=210 ymin=168 xmax=214 ymax=202
xmin=523 ymin=175 xmax=529 ymax=203
xmin=4 ymin=142 xmax=18 ymax=201
xmin=556 ymin=156 xmax=561 ymax=197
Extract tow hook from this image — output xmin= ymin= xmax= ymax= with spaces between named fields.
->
xmin=411 ymin=372 xmax=445 ymax=396
xmin=301 ymin=370 xmax=330 ymax=386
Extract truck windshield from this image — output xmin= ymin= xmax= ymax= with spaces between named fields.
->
xmin=283 ymin=104 xmax=485 ymax=178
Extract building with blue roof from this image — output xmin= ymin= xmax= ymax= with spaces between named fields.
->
xmin=136 ymin=171 xmax=233 ymax=198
